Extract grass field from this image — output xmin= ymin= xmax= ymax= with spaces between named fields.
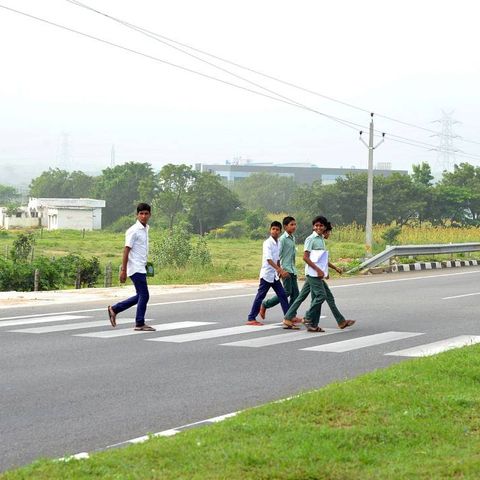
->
xmin=0 ymin=225 xmax=478 ymax=288
xmin=3 ymin=344 xmax=479 ymax=479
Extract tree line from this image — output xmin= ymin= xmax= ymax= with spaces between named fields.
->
xmin=2 ymin=161 xmax=479 ymax=232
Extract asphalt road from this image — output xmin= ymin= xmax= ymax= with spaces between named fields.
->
xmin=1 ymin=268 xmax=479 ymax=472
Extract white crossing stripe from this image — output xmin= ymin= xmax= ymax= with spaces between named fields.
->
xmin=301 ymin=331 xmax=423 ymax=353
xmin=0 ymin=315 xmax=90 ymax=328
xmin=9 ymin=318 xmax=152 ymax=334
xmin=385 ymin=335 xmax=480 ymax=357
xmin=146 ymin=324 xmax=281 ymax=343
xmin=75 ymin=321 xmax=216 ymax=338
xmin=221 ymin=327 xmax=346 ymax=348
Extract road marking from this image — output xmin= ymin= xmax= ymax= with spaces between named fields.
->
xmin=8 ymin=317 xmax=151 ymax=334
xmin=442 ymin=292 xmax=480 ymax=300
xmin=331 ymin=269 xmax=480 ymax=289
xmin=221 ymin=327 xmax=345 ymax=348
xmin=0 ymin=314 xmax=90 ymax=328
xmin=146 ymin=324 xmax=281 ymax=343
xmin=75 ymin=321 xmax=216 ymax=338
xmin=3 ymin=269 xmax=479 ymax=319
xmin=301 ymin=331 xmax=423 ymax=353
xmin=0 ymin=293 xmax=256 ymax=320
xmin=385 ymin=335 xmax=480 ymax=357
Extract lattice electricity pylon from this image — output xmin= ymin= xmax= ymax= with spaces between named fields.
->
xmin=431 ymin=110 xmax=460 ymax=172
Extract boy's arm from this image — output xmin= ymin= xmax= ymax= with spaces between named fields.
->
xmin=267 ymin=259 xmax=288 ymax=278
xmin=119 ymin=246 xmax=131 ymax=283
xmin=303 ymin=250 xmax=324 ymax=279
xmin=328 ymin=261 xmax=343 ymax=274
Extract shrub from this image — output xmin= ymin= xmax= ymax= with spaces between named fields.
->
xmin=107 ymin=215 xmax=134 ymax=233
xmin=208 ymin=221 xmax=245 ymax=239
xmin=151 ymin=227 xmax=191 ymax=268
xmin=190 ymin=237 xmax=212 ymax=267
xmin=10 ymin=232 xmax=35 ymax=262
xmin=59 ymin=254 xmax=101 ymax=288
xmin=381 ymin=225 xmax=402 ymax=245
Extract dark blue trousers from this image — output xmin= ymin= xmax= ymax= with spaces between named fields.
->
xmin=248 ymin=278 xmax=289 ymax=320
xmin=112 ymin=272 xmax=149 ymax=327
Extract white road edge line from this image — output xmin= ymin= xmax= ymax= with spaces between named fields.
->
xmin=442 ymin=292 xmax=480 ymax=300
xmin=4 ymin=268 xmax=480 ymax=320
xmin=0 ymin=293 xmax=256 ymax=321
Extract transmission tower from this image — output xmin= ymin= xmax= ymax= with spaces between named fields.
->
xmin=57 ymin=132 xmax=71 ymax=170
xmin=432 ymin=110 xmax=460 ymax=172
xmin=110 ymin=144 xmax=116 ymax=167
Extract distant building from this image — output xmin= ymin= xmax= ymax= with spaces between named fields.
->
xmin=195 ymin=161 xmax=407 ymax=185
xmin=0 ymin=198 xmax=105 ymax=230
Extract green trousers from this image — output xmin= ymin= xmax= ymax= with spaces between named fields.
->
xmin=262 ymin=274 xmax=299 ymax=310
xmin=284 ymin=278 xmax=345 ymax=326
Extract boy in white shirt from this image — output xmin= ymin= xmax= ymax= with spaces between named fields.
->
xmin=107 ymin=203 xmax=156 ymax=331
xmin=246 ymin=221 xmax=290 ymax=326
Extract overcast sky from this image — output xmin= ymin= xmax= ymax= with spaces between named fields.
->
xmin=1 ymin=0 xmax=479 ymax=186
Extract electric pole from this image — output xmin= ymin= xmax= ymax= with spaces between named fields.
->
xmin=359 ymin=113 xmax=385 ymax=258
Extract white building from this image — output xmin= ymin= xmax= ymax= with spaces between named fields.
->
xmin=0 ymin=198 xmax=106 ymax=230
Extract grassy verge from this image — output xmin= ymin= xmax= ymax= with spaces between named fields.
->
xmin=3 ymin=345 xmax=480 ymax=479
xmin=0 ymin=227 xmax=478 ymax=288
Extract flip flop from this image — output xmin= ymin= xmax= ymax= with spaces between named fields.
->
xmin=307 ymin=326 xmax=325 ymax=333
xmin=282 ymin=320 xmax=300 ymax=330
xmin=134 ymin=325 xmax=156 ymax=331
xmin=339 ymin=320 xmax=356 ymax=329
xmin=107 ymin=306 xmax=116 ymax=328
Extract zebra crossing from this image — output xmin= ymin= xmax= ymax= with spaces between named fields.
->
xmin=1 ymin=312 xmax=479 ymax=357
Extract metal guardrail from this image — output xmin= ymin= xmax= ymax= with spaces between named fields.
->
xmin=348 ymin=242 xmax=480 ymax=273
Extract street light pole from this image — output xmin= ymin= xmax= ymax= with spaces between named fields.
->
xmin=359 ymin=113 xmax=385 ymax=258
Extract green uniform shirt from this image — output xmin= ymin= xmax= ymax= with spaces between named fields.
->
xmin=304 ymin=231 xmax=326 ymax=276
xmin=279 ymin=231 xmax=297 ymax=275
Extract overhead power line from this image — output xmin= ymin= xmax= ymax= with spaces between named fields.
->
xmin=0 ymin=3 xmax=369 ymax=135
xmin=65 ymin=0 xmax=480 ymax=147
xmin=63 ymin=0 xmax=480 ymax=160
xmin=2 ymin=2 xmax=480 ymax=161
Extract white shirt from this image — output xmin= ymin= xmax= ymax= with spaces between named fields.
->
xmin=259 ymin=236 xmax=280 ymax=283
xmin=125 ymin=220 xmax=149 ymax=277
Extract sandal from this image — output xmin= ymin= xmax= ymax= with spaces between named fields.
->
xmin=339 ymin=320 xmax=356 ymax=329
xmin=107 ymin=306 xmax=116 ymax=328
xmin=307 ymin=326 xmax=325 ymax=333
xmin=134 ymin=325 xmax=156 ymax=331
xmin=282 ymin=320 xmax=300 ymax=330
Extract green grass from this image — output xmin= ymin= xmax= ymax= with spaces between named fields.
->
xmin=3 ymin=344 xmax=480 ymax=479
xmin=0 ymin=228 xmax=478 ymax=289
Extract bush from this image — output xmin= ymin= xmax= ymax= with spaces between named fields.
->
xmin=59 ymin=254 xmax=101 ymax=288
xmin=208 ymin=221 xmax=245 ymax=239
xmin=107 ymin=215 xmax=134 ymax=233
xmin=190 ymin=237 xmax=212 ymax=267
xmin=10 ymin=232 xmax=35 ymax=262
xmin=381 ymin=225 xmax=402 ymax=245
xmin=151 ymin=227 xmax=192 ymax=268
xmin=245 ymin=209 xmax=268 ymax=231
xmin=249 ymin=227 xmax=268 ymax=240
xmin=151 ymin=228 xmax=213 ymax=269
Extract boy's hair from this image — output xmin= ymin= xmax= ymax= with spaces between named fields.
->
xmin=270 ymin=221 xmax=282 ymax=230
xmin=136 ymin=203 xmax=151 ymax=214
xmin=325 ymin=221 xmax=333 ymax=232
xmin=282 ymin=216 xmax=296 ymax=227
xmin=312 ymin=215 xmax=328 ymax=226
